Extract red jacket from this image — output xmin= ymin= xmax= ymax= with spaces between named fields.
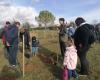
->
xmin=2 ymin=26 xmax=8 ymax=45
xmin=2 ymin=35 xmax=6 ymax=45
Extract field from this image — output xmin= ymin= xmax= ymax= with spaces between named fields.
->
xmin=0 ymin=29 xmax=100 ymax=80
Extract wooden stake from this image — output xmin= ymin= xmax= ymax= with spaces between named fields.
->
xmin=23 ymin=35 xmax=25 ymax=78
xmin=57 ymin=28 xmax=59 ymax=64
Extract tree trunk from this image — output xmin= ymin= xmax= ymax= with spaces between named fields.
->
xmin=44 ymin=23 xmax=47 ymax=38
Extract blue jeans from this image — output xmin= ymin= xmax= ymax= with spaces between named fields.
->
xmin=32 ymin=47 xmax=38 ymax=55
xmin=7 ymin=45 xmax=18 ymax=65
xmin=4 ymin=46 xmax=9 ymax=59
xmin=68 ymin=69 xmax=78 ymax=79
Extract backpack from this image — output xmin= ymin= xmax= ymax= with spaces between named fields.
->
xmin=89 ymin=30 xmax=96 ymax=44
xmin=83 ymin=24 xmax=96 ymax=45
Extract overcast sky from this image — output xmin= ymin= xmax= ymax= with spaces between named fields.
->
xmin=0 ymin=0 xmax=100 ymax=26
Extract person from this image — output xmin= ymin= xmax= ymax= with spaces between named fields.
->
xmin=19 ymin=28 xmax=25 ymax=42
xmin=2 ymin=21 xmax=11 ymax=45
xmin=63 ymin=37 xmax=78 ymax=80
xmin=74 ymin=17 xmax=95 ymax=75
xmin=2 ymin=21 xmax=11 ymax=59
xmin=95 ymin=23 xmax=100 ymax=42
xmin=58 ymin=18 xmax=67 ymax=58
xmin=24 ymin=29 xmax=30 ymax=50
xmin=67 ymin=22 xmax=76 ymax=39
xmin=19 ymin=28 xmax=30 ymax=50
xmin=5 ymin=21 xmax=20 ymax=67
xmin=31 ymin=36 xmax=39 ymax=56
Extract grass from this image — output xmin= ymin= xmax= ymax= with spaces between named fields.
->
xmin=0 ymin=29 xmax=100 ymax=80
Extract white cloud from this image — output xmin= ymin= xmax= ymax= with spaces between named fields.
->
xmin=62 ymin=7 xmax=100 ymax=24
xmin=0 ymin=1 xmax=38 ymax=26
xmin=55 ymin=7 xmax=100 ymax=25
xmin=82 ymin=8 xmax=100 ymax=22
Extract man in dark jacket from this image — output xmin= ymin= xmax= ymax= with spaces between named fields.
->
xmin=20 ymin=28 xmax=30 ymax=50
xmin=58 ymin=18 xmax=67 ymax=58
xmin=5 ymin=22 xmax=20 ymax=67
xmin=24 ymin=29 xmax=30 ymax=50
xmin=74 ymin=17 xmax=95 ymax=75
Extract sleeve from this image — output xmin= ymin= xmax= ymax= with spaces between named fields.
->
xmin=59 ymin=27 xmax=66 ymax=36
xmin=63 ymin=51 xmax=69 ymax=66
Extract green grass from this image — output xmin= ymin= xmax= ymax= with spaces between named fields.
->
xmin=0 ymin=30 xmax=100 ymax=80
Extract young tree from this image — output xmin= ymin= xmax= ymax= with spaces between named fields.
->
xmin=35 ymin=10 xmax=55 ymax=38
xmin=35 ymin=10 xmax=55 ymax=28
xmin=23 ymin=22 xmax=30 ymax=31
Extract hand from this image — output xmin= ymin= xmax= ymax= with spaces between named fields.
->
xmin=6 ymin=42 xmax=10 ymax=46
xmin=64 ymin=66 xmax=67 ymax=69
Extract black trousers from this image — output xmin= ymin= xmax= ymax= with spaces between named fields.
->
xmin=59 ymin=41 xmax=66 ymax=58
xmin=77 ymin=45 xmax=90 ymax=75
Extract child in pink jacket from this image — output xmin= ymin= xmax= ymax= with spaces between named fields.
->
xmin=63 ymin=37 xmax=78 ymax=80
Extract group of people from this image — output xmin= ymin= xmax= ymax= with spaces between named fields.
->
xmin=0 ymin=17 xmax=99 ymax=80
xmin=58 ymin=17 xmax=96 ymax=80
xmin=2 ymin=21 xmax=20 ymax=67
xmin=19 ymin=28 xmax=39 ymax=56
xmin=1 ymin=21 xmax=39 ymax=68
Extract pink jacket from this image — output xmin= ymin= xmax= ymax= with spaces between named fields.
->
xmin=63 ymin=46 xmax=77 ymax=70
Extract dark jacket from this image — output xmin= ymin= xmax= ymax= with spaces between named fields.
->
xmin=32 ymin=39 xmax=39 ymax=47
xmin=20 ymin=30 xmax=30 ymax=43
xmin=59 ymin=24 xmax=67 ymax=42
xmin=5 ymin=25 xmax=18 ymax=46
xmin=74 ymin=23 xmax=95 ymax=48
xmin=19 ymin=31 xmax=24 ymax=42
xmin=24 ymin=31 xmax=30 ymax=44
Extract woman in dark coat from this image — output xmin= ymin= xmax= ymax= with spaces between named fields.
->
xmin=74 ymin=17 xmax=95 ymax=75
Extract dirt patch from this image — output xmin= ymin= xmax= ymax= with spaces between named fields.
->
xmin=21 ymin=64 xmax=39 ymax=72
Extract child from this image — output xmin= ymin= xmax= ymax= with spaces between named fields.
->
xmin=31 ymin=36 xmax=39 ymax=56
xmin=63 ymin=37 xmax=78 ymax=80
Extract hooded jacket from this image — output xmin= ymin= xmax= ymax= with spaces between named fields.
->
xmin=74 ymin=23 xmax=95 ymax=48
xmin=63 ymin=46 xmax=77 ymax=70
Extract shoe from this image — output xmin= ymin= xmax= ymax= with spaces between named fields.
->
xmin=12 ymin=65 xmax=16 ymax=67
xmin=78 ymin=71 xmax=89 ymax=76
xmin=8 ymin=65 xmax=16 ymax=68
